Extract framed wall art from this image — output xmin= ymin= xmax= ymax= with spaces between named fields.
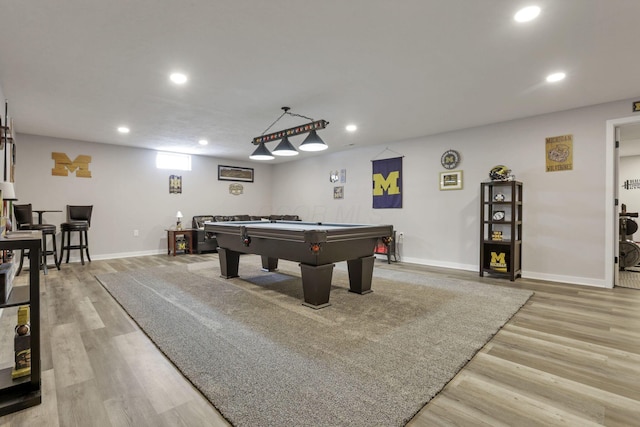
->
xmin=169 ymin=175 xmax=182 ymax=194
xmin=439 ymin=170 xmax=463 ymax=190
xmin=333 ymin=186 xmax=344 ymax=199
xmin=218 ymin=165 xmax=254 ymax=182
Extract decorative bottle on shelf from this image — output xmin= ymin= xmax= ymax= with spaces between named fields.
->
xmin=12 ymin=305 xmax=31 ymax=379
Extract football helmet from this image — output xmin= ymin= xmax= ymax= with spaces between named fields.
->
xmin=489 ymin=165 xmax=511 ymax=181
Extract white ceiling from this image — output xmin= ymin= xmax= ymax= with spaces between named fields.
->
xmin=1 ymin=0 xmax=640 ymax=163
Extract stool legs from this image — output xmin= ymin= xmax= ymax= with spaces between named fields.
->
xmin=16 ymin=230 xmax=60 ymax=275
xmin=59 ymin=228 xmax=91 ymax=266
xmin=84 ymin=230 xmax=91 ymax=262
xmin=41 ymin=231 xmax=60 ymax=274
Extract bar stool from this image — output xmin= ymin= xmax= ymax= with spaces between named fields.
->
xmin=59 ymin=205 xmax=93 ymax=265
xmin=13 ymin=204 xmax=60 ymax=275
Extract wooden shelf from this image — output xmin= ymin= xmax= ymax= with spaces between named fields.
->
xmin=480 ymin=181 xmax=523 ymax=281
xmin=0 ymin=235 xmax=41 ymax=416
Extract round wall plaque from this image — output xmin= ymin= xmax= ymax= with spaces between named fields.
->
xmin=441 ymin=149 xmax=460 ymax=169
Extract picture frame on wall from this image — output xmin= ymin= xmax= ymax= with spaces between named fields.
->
xmin=218 ymin=165 xmax=254 ymax=182
xmin=439 ymin=170 xmax=463 ymax=190
xmin=333 ymin=186 xmax=344 ymax=199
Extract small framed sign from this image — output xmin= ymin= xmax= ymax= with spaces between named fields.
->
xmin=439 ymin=170 xmax=463 ymax=190
xmin=218 ymin=165 xmax=254 ymax=182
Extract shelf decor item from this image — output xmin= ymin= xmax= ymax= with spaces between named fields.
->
xmin=12 ymin=306 xmax=31 ymax=379
xmin=489 ymin=165 xmax=512 ymax=181
xmin=176 ymin=211 xmax=183 ymax=230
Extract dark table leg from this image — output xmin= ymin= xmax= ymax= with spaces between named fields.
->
xmin=261 ymin=256 xmax=278 ymax=271
xmin=218 ymin=248 xmax=240 ymax=278
xmin=299 ymin=263 xmax=334 ymax=309
xmin=347 ymin=255 xmax=375 ymax=294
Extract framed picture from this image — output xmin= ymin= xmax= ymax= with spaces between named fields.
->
xmin=169 ymin=175 xmax=182 ymax=194
xmin=439 ymin=170 xmax=463 ymax=190
xmin=218 ymin=165 xmax=254 ymax=182
xmin=333 ymin=186 xmax=344 ymax=199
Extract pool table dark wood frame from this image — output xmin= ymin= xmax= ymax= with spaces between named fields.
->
xmin=204 ymin=221 xmax=394 ymax=309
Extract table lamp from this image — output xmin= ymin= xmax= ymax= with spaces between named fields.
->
xmin=0 ymin=181 xmax=17 ymax=233
xmin=176 ymin=211 xmax=183 ymax=230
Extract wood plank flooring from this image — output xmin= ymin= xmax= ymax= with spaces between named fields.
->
xmin=1 ymin=254 xmax=639 ymax=426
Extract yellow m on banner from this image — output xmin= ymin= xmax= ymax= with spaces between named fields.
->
xmin=51 ymin=152 xmax=92 ymax=178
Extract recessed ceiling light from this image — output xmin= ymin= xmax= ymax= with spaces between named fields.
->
xmin=514 ymin=6 xmax=541 ymax=22
xmin=198 ymin=139 xmax=208 ymax=145
xmin=170 ymin=72 xmax=188 ymax=84
xmin=346 ymin=124 xmax=357 ymax=132
xmin=117 ymin=126 xmax=130 ymax=134
xmin=546 ymin=72 xmax=566 ymax=83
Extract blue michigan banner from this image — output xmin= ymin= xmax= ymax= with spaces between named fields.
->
xmin=372 ymin=156 xmax=403 ymax=208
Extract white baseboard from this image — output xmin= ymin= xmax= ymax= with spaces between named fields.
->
xmin=397 ymin=256 xmax=610 ymax=288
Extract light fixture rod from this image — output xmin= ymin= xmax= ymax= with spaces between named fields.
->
xmin=252 ymin=119 xmax=329 ymax=145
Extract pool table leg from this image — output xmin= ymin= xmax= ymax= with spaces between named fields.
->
xmin=261 ymin=256 xmax=279 ymax=272
xmin=218 ymin=248 xmax=240 ymax=278
xmin=299 ymin=263 xmax=334 ymax=309
xmin=347 ymin=255 xmax=375 ymax=295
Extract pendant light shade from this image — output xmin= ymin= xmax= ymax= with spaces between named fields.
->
xmin=249 ymin=142 xmax=275 ymax=160
xmin=272 ymin=136 xmax=299 ymax=156
xmin=298 ymin=130 xmax=328 ymax=152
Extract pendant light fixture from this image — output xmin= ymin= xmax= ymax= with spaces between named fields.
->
xmin=298 ymin=130 xmax=328 ymax=152
xmin=249 ymin=142 xmax=275 ymax=160
xmin=250 ymin=107 xmax=329 ymax=160
xmin=272 ymin=136 xmax=298 ymax=156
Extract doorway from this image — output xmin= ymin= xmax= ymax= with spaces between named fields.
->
xmin=609 ymin=116 xmax=640 ymax=288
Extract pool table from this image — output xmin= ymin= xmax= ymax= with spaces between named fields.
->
xmin=204 ymin=221 xmax=394 ymax=308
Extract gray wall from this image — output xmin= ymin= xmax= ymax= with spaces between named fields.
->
xmin=14 ymin=134 xmax=273 ymax=258
xmin=272 ymin=98 xmax=638 ymax=287
xmin=9 ymin=97 xmax=640 ymax=287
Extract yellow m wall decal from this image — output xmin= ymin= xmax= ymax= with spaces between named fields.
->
xmin=52 ymin=152 xmax=92 ymax=178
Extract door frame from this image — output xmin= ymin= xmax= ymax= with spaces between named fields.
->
xmin=606 ymin=114 xmax=640 ymax=287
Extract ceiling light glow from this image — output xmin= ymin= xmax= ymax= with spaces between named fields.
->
xmin=346 ymin=124 xmax=357 ymax=132
xmin=514 ymin=6 xmax=541 ymax=22
xmin=170 ymin=72 xmax=188 ymax=84
xmin=546 ymin=72 xmax=566 ymax=83
xmin=117 ymin=126 xmax=130 ymax=134
xmin=198 ymin=139 xmax=208 ymax=145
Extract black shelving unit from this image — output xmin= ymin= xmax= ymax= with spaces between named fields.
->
xmin=480 ymin=181 xmax=522 ymax=281
xmin=0 ymin=233 xmax=41 ymax=416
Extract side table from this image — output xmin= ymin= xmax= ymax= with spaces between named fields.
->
xmin=166 ymin=229 xmax=194 ymax=256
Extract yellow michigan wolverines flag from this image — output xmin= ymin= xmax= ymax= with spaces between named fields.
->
xmin=372 ymin=157 xmax=402 ymax=209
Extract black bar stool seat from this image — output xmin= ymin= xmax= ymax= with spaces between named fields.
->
xmin=13 ymin=203 xmax=61 ymax=275
xmin=58 ymin=205 xmax=93 ymax=266
xmin=59 ymin=220 xmax=91 ymax=265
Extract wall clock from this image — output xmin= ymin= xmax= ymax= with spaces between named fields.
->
xmin=441 ymin=149 xmax=460 ymax=169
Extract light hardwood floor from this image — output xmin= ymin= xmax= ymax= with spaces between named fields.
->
xmin=1 ymin=254 xmax=639 ymax=426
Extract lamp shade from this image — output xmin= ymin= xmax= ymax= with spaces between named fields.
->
xmin=0 ymin=181 xmax=17 ymax=200
xmin=272 ymin=136 xmax=299 ymax=156
xmin=298 ymin=130 xmax=328 ymax=152
xmin=176 ymin=211 xmax=183 ymax=219
xmin=250 ymin=142 xmax=275 ymax=160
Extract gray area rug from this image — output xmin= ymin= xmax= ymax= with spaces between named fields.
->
xmin=96 ymin=257 xmax=532 ymax=427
